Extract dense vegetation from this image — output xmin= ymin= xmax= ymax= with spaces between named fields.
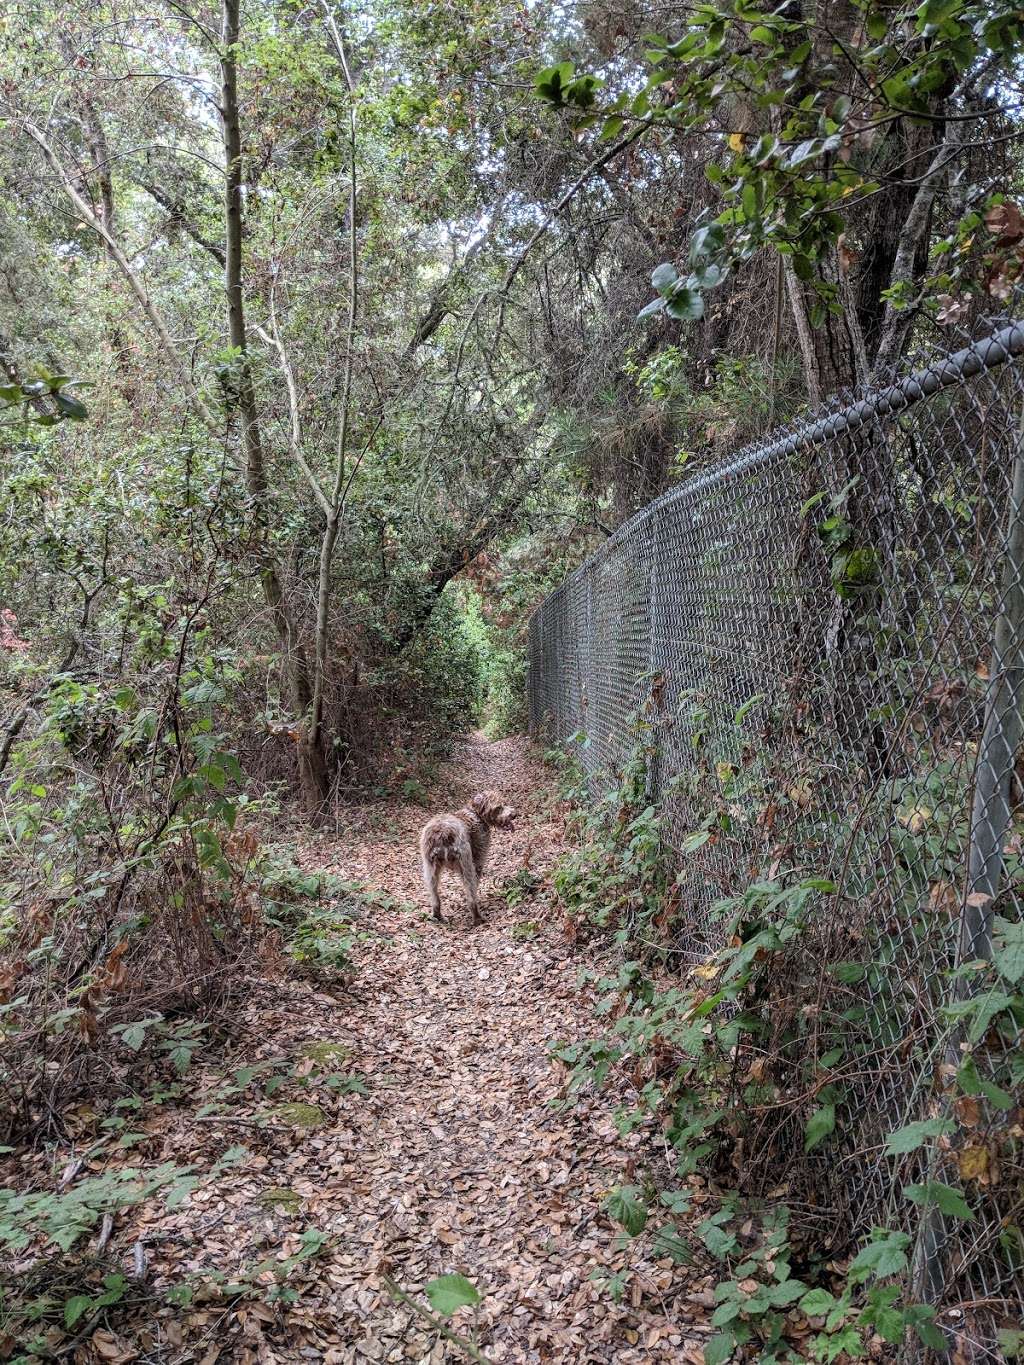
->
xmin=3 ymin=0 xmax=1024 ymax=1357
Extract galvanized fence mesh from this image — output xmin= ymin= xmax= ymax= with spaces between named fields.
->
xmin=528 ymin=317 xmax=1024 ymax=1347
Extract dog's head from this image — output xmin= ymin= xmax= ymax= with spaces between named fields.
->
xmin=469 ymin=790 xmax=516 ymax=829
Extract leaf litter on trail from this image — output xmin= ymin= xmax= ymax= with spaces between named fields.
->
xmin=2 ymin=736 xmax=711 ymax=1362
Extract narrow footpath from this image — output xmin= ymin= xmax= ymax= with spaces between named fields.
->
xmin=124 ymin=736 xmax=710 ymax=1362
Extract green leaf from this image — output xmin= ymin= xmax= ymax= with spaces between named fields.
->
xmin=651 ymin=262 xmax=679 ymax=291
xmin=534 ymin=61 xmax=574 ymax=104
xmin=916 ymin=0 xmax=963 ymax=27
xmin=826 ymin=1325 xmax=866 ymax=1358
xmin=690 ymin=223 xmax=724 ymax=260
xmin=682 ymin=829 xmax=712 ymax=853
xmin=903 ymin=1182 xmax=974 ymax=1221
xmin=831 ymin=961 xmax=865 ymax=984
xmin=54 ymin=391 xmax=88 ymax=420
xmin=604 ymin=1185 xmax=647 ymax=1236
xmin=704 ymin=1332 xmax=735 ymax=1365
xmin=804 ymin=1103 xmax=835 ymax=1152
xmin=998 ymin=1328 xmax=1024 ymax=1358
xmin=64 ymin=1294 xmax=94 ymax=1328
xmin=118 ymin=1021 xmax=151 ymax=1051
xmin=767 ymin=1278 xmax=808 ymax=1306
xmin=733 ymin=693 xmax=765 ymax=725
xmin=700 ymin=1219 xmax=738 ymax=1259
xmin=664 ymin=287 xmax=704 ymax=322
xmin=884 ymin=1118 xmax=954 ymax=1155
xmin=914 ymin=1316 xmax=949 ymax=1350
xmin=992 ymin=915 xmax=1024 ymax=983
xmin=800 ymin=1287 xmax=837 ymax=1316
xmin=424 ymin=1273 xmax=481 ymax=1316
xmin=651 ymin=1224 xmax=692 ymax=1263
xmin=848 ymin=1230 xmax=910 ymax=1283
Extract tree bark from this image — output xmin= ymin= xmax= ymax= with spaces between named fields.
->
xmin=219 ymin=0 xmax=325 ymax=811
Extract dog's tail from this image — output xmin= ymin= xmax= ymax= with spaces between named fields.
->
xmin=430 ymin=825 xmax=458 ymax=855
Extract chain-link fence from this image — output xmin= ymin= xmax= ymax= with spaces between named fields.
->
xmin=528 ymin=317 xmax=1024 ymax=1348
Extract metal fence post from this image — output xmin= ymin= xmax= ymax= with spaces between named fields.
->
xmin=647 ymin=508 xmax=664 ymax=804
xmin=962 ymin=425 xmax=1024 ymax=963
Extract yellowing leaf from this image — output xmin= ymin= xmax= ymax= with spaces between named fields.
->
xmin=691 ymin=961 xmax=723 ymax=980
xmin=898 ymin=805 xmax=931 ymax=834
xmin=958 ymin=1146 xmax=990 ymax=1184
xmin=728 ymin=132 xmax=744 ymax=153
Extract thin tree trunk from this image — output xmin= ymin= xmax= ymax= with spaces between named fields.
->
xmin=219 ymin=0 xmax=327 ymax=811
xmin=62 ymin=47 xmax=135 ymax=398
xmin=310 ymin=3 xmax=359 ymax=753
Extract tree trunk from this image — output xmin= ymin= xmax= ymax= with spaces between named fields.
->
xmin=219 ymin=0 xmax=326 ymax=813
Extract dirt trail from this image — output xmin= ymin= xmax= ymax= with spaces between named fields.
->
xmin=127 ymin=736 xmax=708 ymax=1362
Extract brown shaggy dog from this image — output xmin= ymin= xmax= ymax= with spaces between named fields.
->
xmin=419 ymin=790 xmax=516 ymax=925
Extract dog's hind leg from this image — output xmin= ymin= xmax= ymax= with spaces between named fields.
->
xmin=458 ymin=842 xmax=482 ymax=925
xmin=421 ymin=847 xmax=443 ymax=922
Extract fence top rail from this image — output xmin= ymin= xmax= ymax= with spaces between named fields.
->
xmin=529 ymin=318 xmax=1024 ymax=626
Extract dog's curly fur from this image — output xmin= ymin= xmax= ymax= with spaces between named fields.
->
xmin=419 ymin=790 xmax=516 ymax=925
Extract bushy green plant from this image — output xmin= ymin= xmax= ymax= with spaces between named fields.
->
xmin=552 ymin=715 xmax=670 ymax=944
xmin=548 ymin=698 xmax=1024 ymax=1359
xmin=257 ymin=846 xmax=400 ymax=974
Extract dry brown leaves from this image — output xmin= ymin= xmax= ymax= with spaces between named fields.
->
xmin=5 ymin=736 xmax=711 ymax=1362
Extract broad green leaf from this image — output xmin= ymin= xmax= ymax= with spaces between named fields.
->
xmin=604 ymin=1185 xmax=647 ymax=1236
xmin=700 ymin=1219 xmax=738 ymax=1259
xmin=704 ymin=1331 xmax=735 ymax=1365
xmin=848 ymin=1230 xmax=910 ymax=1283
xmin=767 ymin=1278 xmax=807 ymax=1306
xmin=992 ymin=915 xmax=1024 ymax=983
xmin=664 ymin=287 xmax=704 ymax=322
xmin=956 ymin=1056 xmax=1014 ymax=1109
xmin=804 ymin=1103 xmax=835 ymax=1152
xmin=651 ymin=1224 xmax=692 ymax=1263
xmin=800 ymin=1287 xmax=837 ymax=1316
xmin=883 ymin=1118 xmax=953 ymax=1155
xmin=651 ymin=262 xmax=679 ymax=291
xmin=903 ymin=1181 xmax=974 ymax=1221
xmin=64 ymin=1294 xmax=94 ymax=1328
xmin=424 ymin=1273 xmax=480 ymax=1316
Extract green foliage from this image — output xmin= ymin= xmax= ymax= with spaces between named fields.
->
xmin=500 ymin=868 xmax=541 ymax=910
xmin=423 ymin=1273 xmax=481 ymax=1316
xmin=547 ymin=690 xmax=1023 ymax=1358
xmin=604 ymin=1185 xmax=648 ymax=1236
xmin=0 ymin=368 xmax=91 ymax=427
xmin=257 ymin=847 xmax=396 ymax=974
xmin=541 ymin=0 xmax=1024 ymax=324
xmin=553 ymin=711 xmax=669 ymax=943
xmin=0 ymin=1163 xmax=196 ymax=1254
